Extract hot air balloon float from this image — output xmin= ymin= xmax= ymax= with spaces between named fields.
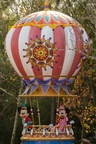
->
xmin=5 ymin=0 xmax=90 ymax=144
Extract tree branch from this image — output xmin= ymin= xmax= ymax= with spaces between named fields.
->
xmin=0 ymin=87 xmax=16 ymax=99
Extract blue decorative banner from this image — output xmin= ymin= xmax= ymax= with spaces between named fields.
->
xmin=23 ymin=79 xmax=36 ymax=85
xmin=61 ymin=85 xmax=70 ymax=94
xmin=41 ymin=85 xmax=50 ymax=94
xmin=66 ymin=79 xmax=73 ymax=85
xmin=52 ymin=78 xmax=66 ymax=85
xmin=52 ymin=85 xmax=60 ymax=94
xmin=36 ymin=78 xmax=51 ymax=85
xmin=30 ymin=85 xmax=38 ymax=94
xmin=23 ymin=78 xmax=73 ymax=86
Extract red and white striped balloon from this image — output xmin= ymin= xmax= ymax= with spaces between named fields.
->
xmin=5 ymin=9 xmax=90 ymax=85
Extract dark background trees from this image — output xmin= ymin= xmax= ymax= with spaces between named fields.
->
xmin=0 ymin=0 xmax=96 ymax=144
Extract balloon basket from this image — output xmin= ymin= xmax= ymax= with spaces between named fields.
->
xmin=21 ymin=125 xmax=74 ymax=144
xmin=19 ymin=86 xmax=77 ymax=144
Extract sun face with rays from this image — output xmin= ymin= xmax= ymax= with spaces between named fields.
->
xmin=24 ymin=36 xmax=57 ymax=69
xmin=33 ymin=45 xmax=48 ymax=61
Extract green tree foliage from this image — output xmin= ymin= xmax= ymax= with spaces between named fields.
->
xmin=0 ymin=0 xmax=96 ymax=144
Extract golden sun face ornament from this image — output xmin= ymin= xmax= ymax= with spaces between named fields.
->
xmin=23 ymin=36 xmax=57 ymax=69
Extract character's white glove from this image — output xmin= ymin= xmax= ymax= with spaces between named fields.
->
xmin=24 ymin=123 xmax=27 ymax=127
xmin=69 ymin=120 xmax=75 ymax=125
xmin=49 ymin=124 xmax=53 ymax=128
xmin=22 ymin=128 xmax=26 ymax=135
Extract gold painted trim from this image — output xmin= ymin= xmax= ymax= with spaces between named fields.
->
xmin=11 ymin=23 xmax=81 ymax=29
xmin=19 ymin=94 xmax=78 ymax=98
xmin=21 ymin=75 xmax=75 ymax=78
xmin=21 ymin=136 xmax=75 ymax=141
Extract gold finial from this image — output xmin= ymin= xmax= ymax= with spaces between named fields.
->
xmin=44 ymin=0 xmax=49 ymax=11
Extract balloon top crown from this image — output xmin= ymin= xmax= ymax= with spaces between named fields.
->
xmin=44 ymin=0 xmax=49 ymax=11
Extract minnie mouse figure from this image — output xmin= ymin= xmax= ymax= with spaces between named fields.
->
xmin=56 ymin=105 xmax=68 ymax=132
xmin=50 ymin=105 xmax=69 ymax=133
xmin=18 ymin=103 xmax=32 ymax=135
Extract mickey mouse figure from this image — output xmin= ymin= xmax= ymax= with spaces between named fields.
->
xmin=18 ymin=103 xmax=32 ymax=135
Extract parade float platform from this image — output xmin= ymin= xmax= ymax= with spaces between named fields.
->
xmin=19 ymin=86 xmax=76 ymax=144
xmin=21 ymin=125 xmax=74 ymax=144
xmin=21 ymin=138 xmax=74 ymax=144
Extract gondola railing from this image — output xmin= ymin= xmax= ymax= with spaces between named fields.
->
xmin=23 ymin=125 xmax=74 ymax=138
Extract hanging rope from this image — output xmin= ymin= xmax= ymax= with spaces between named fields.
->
xmin=29 ymin=97 xmax=34 ymax=125
xmin=55 ymin=97 xmax=60 ymax=124
xmin=57 ymin=97 xmax=60 ymax=111
xmin=36 ymin=98 xmax=41 ymax=125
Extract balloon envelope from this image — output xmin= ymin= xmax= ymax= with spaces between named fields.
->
xmin=5 ymin=9 xmax=90 ymax=86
